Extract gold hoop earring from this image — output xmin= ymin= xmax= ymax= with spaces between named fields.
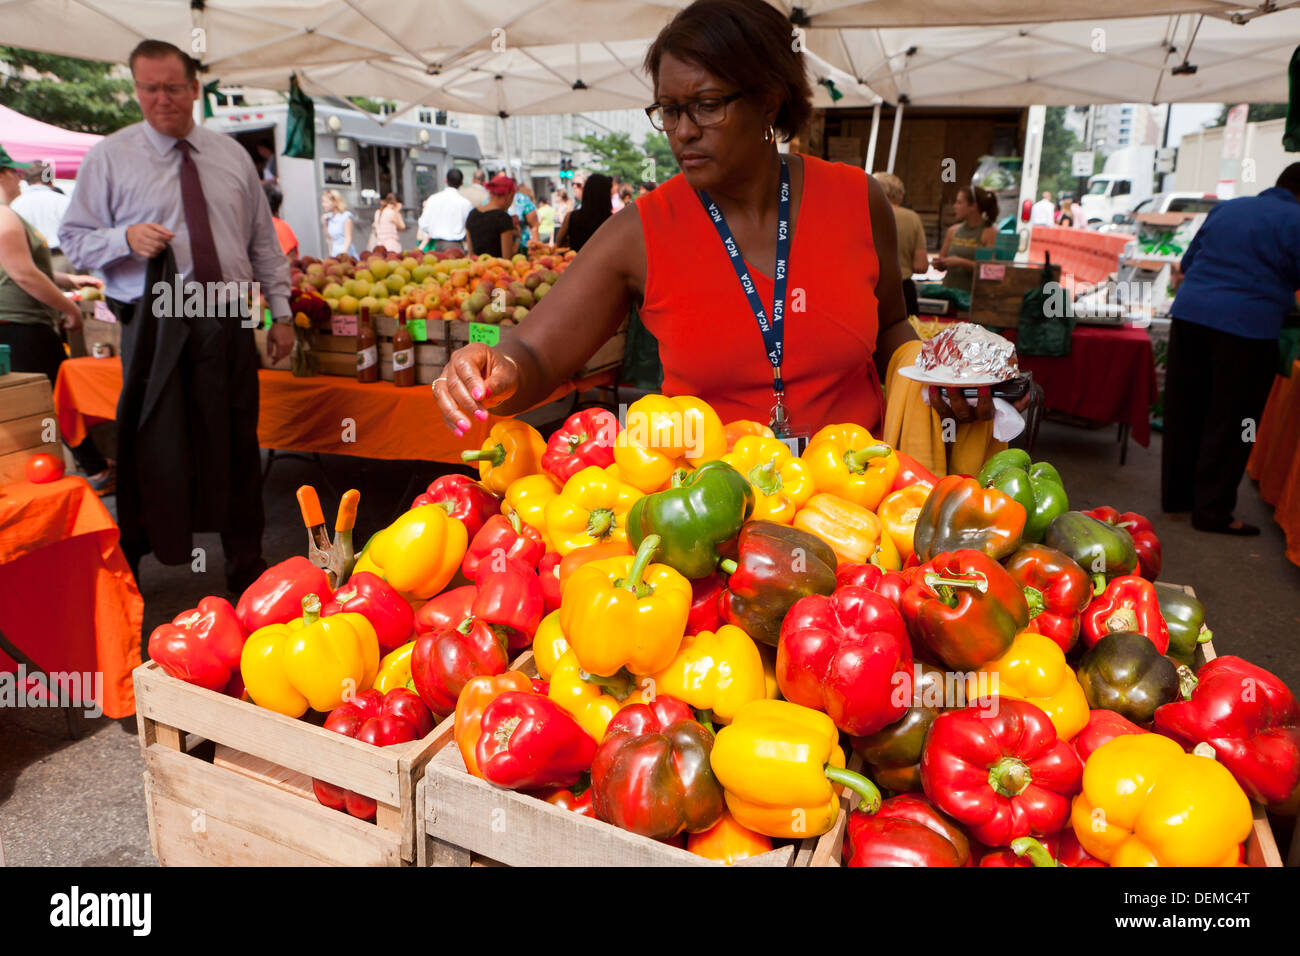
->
xmin=763 ymin=125 xmax=776 ymax=144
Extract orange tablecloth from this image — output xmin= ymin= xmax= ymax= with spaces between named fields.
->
xmin=1247 ymin=360 xmax=1300 ymax=567
xmin=54 ymin=358 xmax=614 ymax=463
xmin=0 ymin=476 xmax=144 ymax=718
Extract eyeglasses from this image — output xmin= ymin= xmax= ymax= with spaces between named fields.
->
xmin=135 ymin=83 xmax=193 ymax=98
xmin=645 ymin=92 xmax=745 ymax=132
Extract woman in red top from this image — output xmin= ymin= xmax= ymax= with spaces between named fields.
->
xmin=434 ymin=0 xmax=928 ymax=438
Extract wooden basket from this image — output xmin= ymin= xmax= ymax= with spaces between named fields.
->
xmin=135 ymin=660 xmax=452 ymax=866
xmin=0 ymin=371 xmax=60 ymax=485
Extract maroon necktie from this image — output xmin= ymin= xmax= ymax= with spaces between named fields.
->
xmin=175 ymin=139 xmax=223 ymax=286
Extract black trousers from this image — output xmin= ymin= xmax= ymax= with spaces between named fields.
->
xmin=0 ymin=320 xmax=109 ymax=475
xmin=1161 ymin=318 xmax=1278 ymax=527
xmin=902 ymin=278 xmax=920 ymax=318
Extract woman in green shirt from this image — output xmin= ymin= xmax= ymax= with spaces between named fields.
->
xmin=0 ymin=146 xmax=112 ymax=490
xmin=932 ymin=185 xmax=998 ymax=293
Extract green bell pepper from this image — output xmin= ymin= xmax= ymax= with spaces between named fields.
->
xmin=1152 ymin=582 xmax=1213 ymax=668
xmin=1043 ymin=511 xmax=1138 ymax=595
xmin=627 ymin=460 xmax=755 ymax=580
xmin=976 ymin=450 xmax=1069 ymax=544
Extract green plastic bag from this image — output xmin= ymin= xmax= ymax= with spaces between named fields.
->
xmin=1017 ymin=254 xmax=1072 ymax=357
xmin=284 ymin=74 xmax=315 ymax=160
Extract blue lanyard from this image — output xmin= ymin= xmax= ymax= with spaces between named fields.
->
xmin=697 ymin=157 xmax=792 ymax=432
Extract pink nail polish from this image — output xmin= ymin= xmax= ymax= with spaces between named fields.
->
xmin=472 ymin=386 xmax=484 ymax=401
xmin=475 ymin=409 xmax=488 ymax=421
xmin=458 ymin=420 xmax=471 ymax=432
xmin=483 ymin=387 xmax=493 ymax=399
xmin=452 ymin=425 xmax=464 ymax=438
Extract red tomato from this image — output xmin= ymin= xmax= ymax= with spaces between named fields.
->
xmin=25 ymin=453 xmax=65 ymax=484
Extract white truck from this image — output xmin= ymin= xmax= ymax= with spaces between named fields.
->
xmin=1080 ymin=146 xmax=1157 ymax=227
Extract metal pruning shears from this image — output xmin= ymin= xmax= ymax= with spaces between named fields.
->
xmin=296 ymin=485 xmax=360 ymax=588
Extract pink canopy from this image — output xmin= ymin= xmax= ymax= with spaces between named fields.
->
xmin=0 ymin=104 xmax=104 ymax=178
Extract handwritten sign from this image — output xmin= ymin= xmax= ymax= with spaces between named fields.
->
xmin=468 ymin=322 xmax=500 ymax=346
xmin=408 ymin=318 xmax=428 ymax=342
xmin=331 ymin=313 xmax=358 ymax=336
xmin=978 ymin=263 xmax=1007 ymax=281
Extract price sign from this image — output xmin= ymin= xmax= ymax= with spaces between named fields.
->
xmin=408 ymin=318 xmax=428 ymax=342
xmin=468 ymin=322 xmax=500 ymax=346
xmin=93 ymin=300 xmax=116 ymax=323
xmin=1071 ymin=151 xmax=1094 ymax=177
xmin=331 ymin=313 xmax=358 ymax=336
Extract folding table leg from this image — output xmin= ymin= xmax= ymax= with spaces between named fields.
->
xmin=1118 ymin=423 xmax=1130 ymax=466
xmin=0 ymin=627 xmax=83 ymax=741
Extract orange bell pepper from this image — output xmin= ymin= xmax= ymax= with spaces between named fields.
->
xmin=614 ymin=395 xmax=727 ymax=493
xmin=462 ymin=420 xmax=547 ymax=495
xmin=454 ymin=670 xmax=537 ymax=778
xmin=876 ymin=484 xmax=932 ymax=563
xmin=544 ymin=465 xmax=643 ymax=555
xmin=724 ymin=420 xmax=775 ymax=452
xmin=793 ymin=493 xmax=901 ymax=569
xmin=722 ymin=436 xmax=815 ymax=525
xmin=687 ymin=810 xmax=774 ymax=864
xmin=801 ymin=425 xmax=900 ymax=511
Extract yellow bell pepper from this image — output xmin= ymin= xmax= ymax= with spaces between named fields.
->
xmin=614 ymin=395 xmax=727 ymax=493
xmin=721 ymin=436 xmax=815 ymax=525
xmin=548 ymin=648 xmax=650 ymax=741
xmin=687 ymin=810 xmax=774 ymax=864
xmin=710 ymin=699 xmax=879 ymax=839
xmin=792 ymin=493 xmax=901 ymax=569
xmin=644 ymin=625 xmax=767 ymax=723
xmin=371 ymin=640 xmax=415 ymax=693
xmin=502 ymin=473 xmax=560 ymax=551
xmin=876 ymin=483 xmax=931 ymax=563
xmin=352 ymin=504 xmax=467 ymax=600
xmin=801 ymin=425 xmax=900 ymax=511
xmin=1071 ymin=734 xmax=1253 ymax=867
xmin=544 ymin=465 xmax=643 ymax=555
xmin=558 ymin=534 xmax=691 ymax=677
xmin=967 ymin=631 xmax=1089 ymax=741
xmin=532 ymin=610 xmax=570 ymax=681
xmin=462 ymin=419 xmax=547 ymax=495
xmin=240 ymin=594 xmax=380 ymax=717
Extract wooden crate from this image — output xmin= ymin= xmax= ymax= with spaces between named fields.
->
xmin=969 ymin=261 xmax=1060 ymax=329
xmin=308 ymin=321 xmax=450 ymax=383
xmin=135 ymin=660 xmax=453 ymax=866
xmin=0 ymin=371 xmax=59 ymax=485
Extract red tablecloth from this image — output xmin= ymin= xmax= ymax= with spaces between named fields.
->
xmin=0 ymin=476 xmax=144 ymax=718
xmin=1004 ymin=324 xmax=1158 ymax=447
xmin=1247 ymin=361 xmax=1300 ymax=567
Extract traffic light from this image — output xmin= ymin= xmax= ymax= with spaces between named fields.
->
xmin=559 ymin=159 xmax=574 ymax=180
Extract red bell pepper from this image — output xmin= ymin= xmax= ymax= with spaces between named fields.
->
xmin=538 ymin=784 xmax=597 ymax=818
xmin=147 ymin=597 xmax=246 ymax=692
xmin=591 ymin=696 xmax=724 ymax=840
xmin=235 ymin=556 xmax=332 ymax=633
xmin=542 ymin=408 xmax=621 ymax=483
xmin=1080 ymin=575 xmax=1169 ymax=654
xmin=920 ymin=698 xmax=1083 ymax=847
xmin=891 ymin=452 xmax=939 ymax=492
xmin=414 ymin=584 xmax=479 ymax=637
xmin=900 ymin=550 xmax=1028 ymax=671
xmin=1072 ymin=708 xmax=1147 ymax=764
xmin=477 ymin=692 xmax=597 ymax=790
xmin=687 ymin=573 xmax=725 ymax=635
xmin=835 ymin=562 xmax=910 ymax=611
xmin=539 ymin=552 xmax=563 ymax=614
xmin=461 ymin=512 xmax=547 ymax=581
xmin=320 ymin=571 xmax=414 ymax=653
xmin=1154 ymin=655 xmax=1300 ymax=809
xmin=472 ymin=565 xmax=544 ymax=648
xmin=1002 ymin=544 xmax=1092 ymax=654
xmin=776 ymin=586 xmax=913 ymax=736
xmin=844 ymin=794 xmax=972 ymax=867
xmin=1084 ymin=506 xmax=1162 ymax=581
xmin=410 ymin=614 xmax=512 ymax=717
xmin=313 ymin=688 xmax=434 ymax=820
xmin=411 ymin=474 xmax=501 ymax=540
xmin=978 ymin=831 xmax=1105 ymax=867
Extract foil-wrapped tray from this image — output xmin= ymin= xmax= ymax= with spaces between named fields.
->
xmin=914 ymin=323 xmax=1019 ymax=382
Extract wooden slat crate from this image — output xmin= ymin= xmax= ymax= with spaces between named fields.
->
xmin=969 ymin=261 xmax=1060 ymax=329
xmin=135 ymin=660 xmax=453 ymax=866
xmin=809 ymin=584 xmax=1286 ymax=868
xmin=0 ymin=371 xmax=59 ymax=485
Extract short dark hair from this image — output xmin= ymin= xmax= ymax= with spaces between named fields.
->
xmin=262 ymin=182 xmax=283 ymax=216
xmin=644 ymin=0 xmax=812 ymax=143
xmin=1277 ymin=163 xmax=1300 ymax=196
xmin=446 ymin=168 xmax=464 ymax=188
xmin=129 ymin=40 xmax=198 ymax=82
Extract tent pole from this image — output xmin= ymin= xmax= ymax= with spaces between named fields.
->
xmin=886 ymin=101 xmax=904 ymax=173
xmin=864 ymin=100 xmax=882 ymax=172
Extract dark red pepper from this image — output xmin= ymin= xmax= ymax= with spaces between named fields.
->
xmin=541 ymin=408 xmax=621 ymax=483
xmin=410 ymin=614 xmax=511 ymax=717
xmin=1081 ymin=575 xmax=1169 ymax=654
xmin=472 ymin=565 xmax=544 ymax=649
xmin=411 ymin=474 xmax=501 ymax=540
xmin=461 ymin=512 xmax=547 ymax=581
xmin=687 ymin=573 xmax=725 ymax=635
xmin=320 ymin=571 xmax=414 ymax=653
xmin=235 ymin=556 xmax=333 ymax=633
xmin=1002 ymin=544 xmax=1092 ymax=654
xmin=1084 ymin=506 xmax=1162 ymax=581
xmin=477 ymin=692 xmax=597 ymax=791
xmin=538 ymin=783 xmax=597 ymax=818
xmin=978 ymin=831 xmax=1106 ymax=867
xmin=844 ymin=794 xmax=972 ymax=867
xmin=835 ymin=562 xmax=910 ymax=611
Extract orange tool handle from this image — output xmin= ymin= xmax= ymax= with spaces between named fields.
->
xmin=335 ymin=489 xmax=360 ymax=533
xmin=296 ymin=486 xmax=325 ymax=528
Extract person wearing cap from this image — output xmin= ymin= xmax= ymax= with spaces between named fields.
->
xmin=465 ymin=175 xmax=518 ymax=259
xmin=0 ymin=145 xmax=113 ymax=491
xmin=10 ymin=162 xmax=72 ymax=274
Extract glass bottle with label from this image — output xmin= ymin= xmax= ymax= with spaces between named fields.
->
xmin=356 ymin=306 xmax=379 ymax=383
xmin=392 ymin=307 xmax=416 ymax=388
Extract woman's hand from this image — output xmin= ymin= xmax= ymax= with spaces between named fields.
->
xmin=930 ymin=255 xmax=948 ymax=271
xmin=929 ymin=385 xmax=994 ymax=427
xmin=61 ymin=300 xmax=84 ymax=332
xmin=68 ymin=274 xmax=103 ymax=289
xmin=433 ymin=343 xmax=521 ymax=436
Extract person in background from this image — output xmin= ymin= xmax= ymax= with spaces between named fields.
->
xmin=509 ymin=182 xmax=539 ymax=253
xmin=461 ymin=168 xmax=490 ymax=210
xmin=1056 ymin=196 xmax=1075 ymax=227
xmin=255 ymin=142 xmax=277 ymax=184
xmin=552 ymin=188 xmax=573 ymax=229
xmin=417 ymin=167 xmax=472 ymax=253
xmin=610 ymin=179 xmax=626 ymax=212
xmin=536 ymin=196 xmax=556 ymax=245
xmin=639 ymin=181 xmax=657 ymax=197
xmin=932 ymin=186 xmax=997 ymax=292
xmin=10 ymin=162 xmax=72 ymax=274
xmin=321 ymin=189 xmax=356 ymax=257
xmin=0 ymin=145 xmax=112 ymax=493
xmin=1162 ymin=163 xmax=1300 ymax=536
xmin=1071 ymin=196 xmax=1084 ymax=229
xmin=465 ymin=175 xmax=518 ymax=259
xmin=572 ymin=177 xmax=584 ymax=209
xmin=1030 ymin=190 xmax=1055 ymax=227
xmin=554 ymin=171 xmax=613 ymax=252
xmin=263 ymin=183 xmax=298 ymax=259
xmin=371 ymin=192 xmax=405 ymax=254
xmin=874 ymin=171 xmax=927 ymax=317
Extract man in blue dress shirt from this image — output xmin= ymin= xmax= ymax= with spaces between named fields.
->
xmin=60 ymin=40 xmax=293 ymax=594
xmin=1163 ymin=164 xmax=1300 ymax=535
